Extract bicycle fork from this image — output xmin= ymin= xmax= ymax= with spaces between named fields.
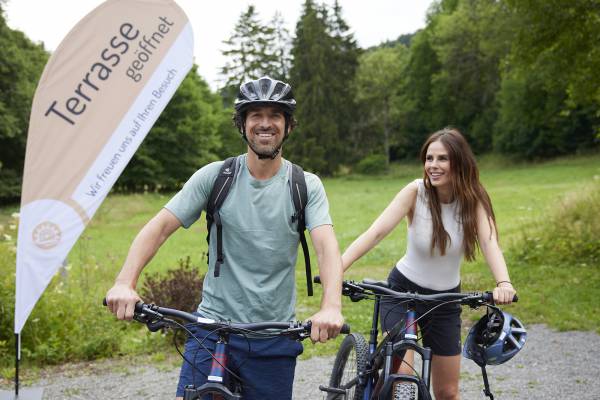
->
xmin=184 ymin=333 xmax=241 ymax=400
xmin=379 ymin=309 xmax=433 ymax=400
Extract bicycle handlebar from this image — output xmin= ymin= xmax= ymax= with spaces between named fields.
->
xmin=313 ymin=276 xmax=518 ymax=305
xmin=103 ymin=298 xmax=350 ymax=337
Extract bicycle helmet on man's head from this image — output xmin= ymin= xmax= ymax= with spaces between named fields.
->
xmin=234 ymin=76 xmax=296 ymax=115
xmin=463 ymin=309 xmax=527 ymax=366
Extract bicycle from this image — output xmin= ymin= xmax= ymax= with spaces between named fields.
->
xmin=103 ymin=299 xmax=349 ymax=399
xmin=317 ymin=278 xmax=525 ymax=400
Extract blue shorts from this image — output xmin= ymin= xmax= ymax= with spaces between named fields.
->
xmin=176 ymin=320 xmax=304 ymax=399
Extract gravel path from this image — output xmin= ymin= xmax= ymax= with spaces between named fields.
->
xmin=3 ymin=324 xmax=599 ymax=399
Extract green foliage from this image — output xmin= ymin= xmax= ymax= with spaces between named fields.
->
xmin=0 ymin=241 xmax=16 ymax=363
xmin=287 ymin=0 xmax=360 ymax=175
xmin=140 ymin=256 xmax=205 ymax=313
xmin=427 ymin=0 xmax=514 ymax=152
xmin=354 ymin=154 xmax=388 ymax=175
xmin=514 ymin=184 xmax=600 ymax=266
xmin=117 ymin=66 xmax=223 ymax=191
xmin=494 ymin=66 xmax=596 ymax=158
xmin=0 ymin=7 xmax=49 ymax=203
xmin=219 ymin=6 xmax=291 ymax=87
xmin=505 ymin=0 xmax=600 ymax=113
xmin=352 ymin=45 xmax=407 ymax=162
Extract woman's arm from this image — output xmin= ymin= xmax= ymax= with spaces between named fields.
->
xmin=342 ymin=181 xmax=418 ymax=271
xmin=476 ymin=203 xmax=516 ymax=304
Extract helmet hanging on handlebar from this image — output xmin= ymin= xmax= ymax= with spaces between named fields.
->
xmin=463 ymin=309 xmax=527 ymax=366
xmin=463 ymin=309 xmax=527 ymax=400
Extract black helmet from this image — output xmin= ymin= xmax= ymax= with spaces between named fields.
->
xmin=234 ymin=76 xmax=296 ymax=114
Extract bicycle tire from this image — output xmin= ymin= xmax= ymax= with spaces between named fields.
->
xmin=392 ymin=381 xmax=417 ymax=400
xmin=327 ymin=333 xmax=369 ymax=400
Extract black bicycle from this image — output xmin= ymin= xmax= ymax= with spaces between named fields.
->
xmin=103 ymin=299 xmax=349 ymax=399
xmin=317 ymin=278 xmax=522 ymax=400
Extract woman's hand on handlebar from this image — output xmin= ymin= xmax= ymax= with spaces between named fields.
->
xmin=105 ymin=282 xmax=142 ymax=320
xmin=493 ymin=282 xmax=516 ymax=305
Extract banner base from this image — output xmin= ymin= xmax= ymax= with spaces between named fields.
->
xmin=0 ymin=388 xmax=43 ymax=400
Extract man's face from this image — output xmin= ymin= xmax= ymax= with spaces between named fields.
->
xmin=244 ymin=105 xmax=287 ymax=158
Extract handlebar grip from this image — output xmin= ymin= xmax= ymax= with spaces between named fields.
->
xmin=340 ymin=323 xmax=351 ymax=334
xmin=314 ymin=276 xmax=321 ymax=284
xmin=483 ymin=292 xmax=519 ymax=303
xmin=102 ymin=298 xmax=146 ymax=312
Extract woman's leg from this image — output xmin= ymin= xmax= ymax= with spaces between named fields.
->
xmin=431 ymin=354 xmax=461 ymax=400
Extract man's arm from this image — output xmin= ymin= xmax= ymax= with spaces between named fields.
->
xmin=105 ymin=208 xmax=182 ymax=320
xmin=306 ymin=224 xmax=344 ymax=343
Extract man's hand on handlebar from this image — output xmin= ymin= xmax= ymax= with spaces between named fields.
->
xmin=306 ymin=306 xmax=345 ymax=344
xmin=105 ymin=282 xmax=142 ymax=321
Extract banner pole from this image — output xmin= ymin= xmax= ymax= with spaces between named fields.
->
xmin=15 ymin=333 xmax=19 ymax=396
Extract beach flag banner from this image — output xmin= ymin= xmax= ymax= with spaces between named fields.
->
xmin=14 ymin=0 xmax=194 ymax=335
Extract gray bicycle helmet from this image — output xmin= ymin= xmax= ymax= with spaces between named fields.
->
xmin=233 ymin=76 xmax=296 ymax=159
xmin=234 ymin=76 xmax=296 ymax=114
xmin=463 ymin=309 xmax=527 ymax=366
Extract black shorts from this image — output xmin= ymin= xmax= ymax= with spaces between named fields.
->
xmin=379 ymin=268 xmax=462 ymax=356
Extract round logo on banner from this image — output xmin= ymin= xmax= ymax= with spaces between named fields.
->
xmin=32 ymin=222 xmax=62 ymax=249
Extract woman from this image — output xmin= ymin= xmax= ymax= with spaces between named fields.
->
xmin=342 ymin=128 xmax=516 ymax=400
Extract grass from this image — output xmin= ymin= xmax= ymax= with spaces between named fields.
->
xmin=0 ymin=153 xmax=599 ymax=368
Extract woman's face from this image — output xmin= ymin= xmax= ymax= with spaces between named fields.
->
xmin=424 ymin=140 xmax=452 ymax=189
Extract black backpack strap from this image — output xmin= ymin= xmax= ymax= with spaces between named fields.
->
xmin=289 ymin=163 xmax=312 ymax=296
xmin=206 ymin=156 xmax=239 ymax=278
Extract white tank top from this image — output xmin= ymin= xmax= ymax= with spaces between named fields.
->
xmin=396 ymin=179 xmax=463 ymax=290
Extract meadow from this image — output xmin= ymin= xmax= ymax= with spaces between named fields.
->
xmin=0 ymin=154 xmax=599 ymax=369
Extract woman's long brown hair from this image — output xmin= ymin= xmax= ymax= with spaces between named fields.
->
xmin=420 ymin=128 xmax=497 ymax=261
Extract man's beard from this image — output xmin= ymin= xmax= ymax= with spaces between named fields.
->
xmin=247 ymin=131 xmax=284 ymax=159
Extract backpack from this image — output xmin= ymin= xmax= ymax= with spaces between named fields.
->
xmin=205 ymin=156 xmax=314 ymax=296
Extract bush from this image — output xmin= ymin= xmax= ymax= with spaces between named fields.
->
xmin=514 ymin=183 xmax=600 ymax=266
xmin=355 ymin=154 xmax=388 ymax=175
xmin=140 ymin=256 xmax=205 ymax=312
xmin=0 ymin=241 xmax=16 ymax=365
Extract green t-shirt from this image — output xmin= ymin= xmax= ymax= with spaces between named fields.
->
xmin=164 ymin=155 xmax=332 ymax=323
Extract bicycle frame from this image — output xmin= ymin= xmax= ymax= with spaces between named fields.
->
xmin=320 ymin=278 xmax=516 ymax=400
xmin=183 ymin=329 xmax=242 ymax=400
xmin=362 ymin=295 xmax=433 ymax=400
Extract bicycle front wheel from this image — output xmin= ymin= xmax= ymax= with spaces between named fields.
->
xmin=327 ymin=333 xmax=369 ymax=400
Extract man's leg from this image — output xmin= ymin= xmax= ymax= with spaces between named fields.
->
xmin=230 ymin=336 xmax=303 ymax=400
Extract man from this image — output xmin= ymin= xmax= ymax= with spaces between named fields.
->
xmin=105 ymin=76 xmax=344 ymax=399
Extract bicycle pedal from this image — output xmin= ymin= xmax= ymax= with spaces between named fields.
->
xmin=318 ymin=384 xmax=347 ymax=394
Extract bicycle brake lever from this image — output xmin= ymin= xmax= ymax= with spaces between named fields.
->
xmin=147 ymin=319 xmax=169 ymax=332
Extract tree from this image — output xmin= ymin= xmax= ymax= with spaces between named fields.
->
xmin=393 ymin=27 xmax=441 ymax=159
xmin=287 ymin=0 xmax=359 ymax=174
xmin=265 ymin=11 xmax=292 ymax=80
xmin=503 ymin=0 xmax=600 ymax=143
xmin=219 ymin=5 xmax=277 ymax=89
xmin=0 ymin=5 xmax=48 ymax=203
xmin=427 ymin=0 xmax=514 ymax=152
xmin=353 ymin=45 xmax=407 ymax=163
xmin=117 ymin=66 xmax=223 ymax=190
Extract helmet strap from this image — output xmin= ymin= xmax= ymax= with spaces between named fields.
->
xmin=480 ymin=365 xmax=494 ymax=400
